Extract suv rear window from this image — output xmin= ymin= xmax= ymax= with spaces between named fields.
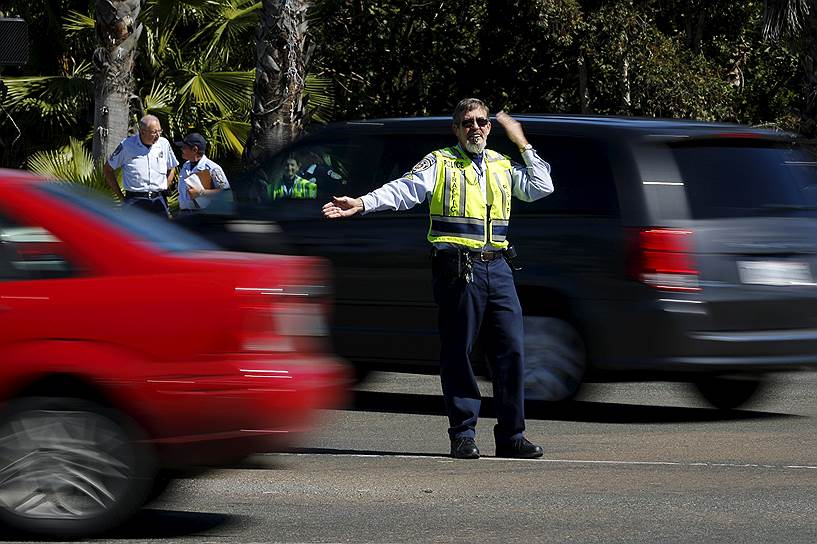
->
xmin=672 ymin=140 xmax=817 ymax=218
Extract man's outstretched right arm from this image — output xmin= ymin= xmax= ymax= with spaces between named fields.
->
xmin=321 ymin=153 xmax=437 ymax=220
xmin=322 ymin=196 xmax=364 ymax=219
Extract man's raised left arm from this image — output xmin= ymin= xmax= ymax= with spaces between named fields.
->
xmin=495 ymin=111 xmax=554 ymax=202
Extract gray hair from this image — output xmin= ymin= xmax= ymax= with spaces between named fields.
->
xmin=453 ymin=98 xmax=489 ymax=124
xmin=139 ymin=114 xmax=160 ymax=130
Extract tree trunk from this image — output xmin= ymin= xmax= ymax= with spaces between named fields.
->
xmin=91 ymin=0 xmax=142 ymax=164
xmin=244 ymin=0 xmax=310 ymax=169
xmin=800 ymin=6 xmax=817 ymax=137
xmin=620 ymin=56 xmax=631 ymax=113
xmin=578 ymin=54 xmax=590 ymax=114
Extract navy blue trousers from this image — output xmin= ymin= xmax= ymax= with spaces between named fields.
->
xmin=432 ymin=254 xmax=526 ymax=443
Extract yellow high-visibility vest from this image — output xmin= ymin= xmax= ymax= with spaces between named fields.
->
xmin=428 ymin=146 xmax=513 ymax=249
xmin=269 ymin=175 xmax=317 ymax=200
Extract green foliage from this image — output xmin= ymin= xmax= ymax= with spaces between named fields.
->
xmin=1 ymin=0 xmax=812 ymax=175
xmin=581 ymin=3 xmax=736 ymax=119
xmin=477 ymin=0 xmax=585 ymax=113
xmin=2 ymin=61 xmax=94 ymax=132
xmin=191 ymin=0 xmax=262 ymax=64
xmin=310 ymin=0 xmax=486 ymax=118
xmin=310 ymin=0 xmax=805 ymax=133
xmin=27 ymin=137 xmax=109 ymax=194
xmin=1 ymin=0 xmax=334 ymax=173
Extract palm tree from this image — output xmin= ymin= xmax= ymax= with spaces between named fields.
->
xmin=243 ymin=0 xmax=310 ymax=168
xmin=91 ymin=0 xmax=143 ymax=164
xmin=763 ymin=0 xmax=817 ymax=136
xmin=4 ymin=0 xmax=330 ymax=175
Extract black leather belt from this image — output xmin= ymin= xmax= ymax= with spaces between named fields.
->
xmin=470 ymin=250 xmax=503 ymax=262
xmin=432 ymin=248 xmax=504 ymax=262
xmin=126 ymin=190 xmax=167 ymax=199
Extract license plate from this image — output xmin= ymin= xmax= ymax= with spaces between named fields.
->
xmin=737 ymin=261 xmax=815 ymax=286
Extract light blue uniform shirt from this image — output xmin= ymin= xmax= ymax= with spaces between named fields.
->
xmin=178 ymin=155 xmax=231 ymax=210
xmin=107 ymin=134 xmax=179 ymax=192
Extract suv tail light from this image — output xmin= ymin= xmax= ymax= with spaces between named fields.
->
xmin=628 ymin=228 xmax=700 ymax=292
xmin=236 ymin=283 xmax=331 ymax=353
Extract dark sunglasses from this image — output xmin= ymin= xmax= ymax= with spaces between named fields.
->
xmin=460 ymin=117 xmax=489 ymax=128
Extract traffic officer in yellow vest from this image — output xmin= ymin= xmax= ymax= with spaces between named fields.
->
xmin=323 ymin=98 xmax=554 ymax=459
xmin=270 ymin=157 xmax=317 ymax=200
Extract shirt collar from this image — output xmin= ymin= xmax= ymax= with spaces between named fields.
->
xmin=136 ymin=134 xmax=152 ymax=149
xmin=189 ymin=155 xmax=207 ymax=169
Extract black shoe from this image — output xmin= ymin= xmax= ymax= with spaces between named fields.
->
xmin=495 ymin=437 xmax=544 ymax=459
xmin=450 ymin=437 xmax=480 ymax=459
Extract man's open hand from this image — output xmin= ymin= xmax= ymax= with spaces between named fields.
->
xmin=495 ymin=111 xmax=529 ymax=150
xmin=322 ymin=196 xmax=364 ymax=219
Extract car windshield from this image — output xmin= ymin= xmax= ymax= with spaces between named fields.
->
xmin=37 ymin=183 xmax=218 ymax=252
xmin=672 ymin=140 xmax=817 ymax=218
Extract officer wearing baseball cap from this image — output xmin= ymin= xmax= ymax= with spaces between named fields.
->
xmin=176 ymin=133 xmax=208 ymax=154
xmin=174 ymin=132 xmax=231 ymax=213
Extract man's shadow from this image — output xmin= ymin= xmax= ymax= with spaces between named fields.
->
xmin=348 ymin=389 xmax=796 ymax=424
xmin=284 ymin=389 xmax=799 ymax=458
xmin=0 ymin=509 xmax=237 ymax=541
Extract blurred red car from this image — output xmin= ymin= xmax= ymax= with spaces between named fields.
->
xmin=0 ymin=170 xmax=349 ymax=536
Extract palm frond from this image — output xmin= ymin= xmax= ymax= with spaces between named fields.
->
xmin=143 ymin=81 xmax=176 ymax=114
xmin=2 ymin=62 xmax=94 ymax=133
xmin=142 ymin=22 xmax=181 ymax=70
xmin=2 ymin=61 xmax=93 ymax=106
xmin=192 ymin=0 xmax=261 ymax=62
xmin=209 ymin=117 xmax=251 ymax=157
xmin=63 ymin=10 xmax=95 ymax=37
xmin=304 ymin=74 xmax=335 ymax=124
xmin=27 ymin=138 xmax=109 ymax=193
xmin=144 ymin=0 xmax=213 ymax=26
xmin=763 ymin=0 xmax=812 ymax=39
xmin=177 ymin=70 xmax=254 ymax=114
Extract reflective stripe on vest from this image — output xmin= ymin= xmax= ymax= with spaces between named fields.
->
xmin=269 ymin=175 xmax=316 ymax=200
xmin=292 ymin=177 xmax=317 ymax=199
xmin=428 ymin=147 xmax=513 ymax=249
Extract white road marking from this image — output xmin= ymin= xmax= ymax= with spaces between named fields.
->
xmin=278 ymin=452 xmax=817 ymax=470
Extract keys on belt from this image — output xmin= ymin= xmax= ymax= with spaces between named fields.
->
xmin=431 ymin=248 xmax=505 ymax=285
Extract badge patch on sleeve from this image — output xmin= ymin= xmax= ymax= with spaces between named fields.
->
xmin=109 ymin=143 xmax=123 ymax=161
xmin=411 ymin=157 xmax=434 ymax=173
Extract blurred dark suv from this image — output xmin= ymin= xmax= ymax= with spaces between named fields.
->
xmin=180 ymin=115 xmax=817 ymax=409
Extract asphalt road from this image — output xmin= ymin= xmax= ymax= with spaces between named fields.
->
xmin=4 ymin=372 xmax=817 ymax=543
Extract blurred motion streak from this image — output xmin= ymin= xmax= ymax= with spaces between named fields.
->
xmin=0 ymin=169 xmax=351 ymax=537
xmin=175 ymin=115 xmax=817 ymax=411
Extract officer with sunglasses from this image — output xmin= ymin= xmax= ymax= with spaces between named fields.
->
xmin=323 ymin=98 xmax=554 ymax=459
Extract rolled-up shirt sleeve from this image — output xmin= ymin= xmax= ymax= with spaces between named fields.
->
xmin=360 ymin=153 xmax=437 ymax=214
xmin=511 ymin=148 xmax=554 ymax=202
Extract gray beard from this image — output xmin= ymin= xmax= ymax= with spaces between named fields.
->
xmin=463 ymin=139 xmax=485 ymax=154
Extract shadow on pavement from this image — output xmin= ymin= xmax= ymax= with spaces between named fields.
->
xmin=0 ymin=509 xmax=237 ymax=541
xmin=349 ymin=390 xmax=797 ymax=424
xmin=107 ymin=509 xmax=236 ymax=539
xmin=291 ymin=446 xmax=448 ymax=458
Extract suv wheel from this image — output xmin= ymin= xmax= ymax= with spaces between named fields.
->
xmin=0 ymin=397 xmax=155 ymax=537
xmin=692 ymin=376 xmax=765 ymax=410
xmin=523 ymin=316 xmax=586 ymax=402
